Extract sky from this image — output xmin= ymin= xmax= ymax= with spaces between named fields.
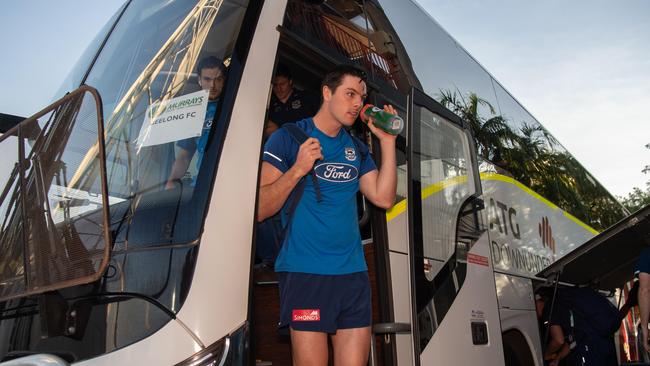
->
xmin=0 ymin=1 xmax=124 ymax=115
xmin=417 ymin=0 xmax=650 ymax=197
xmin=0 ymin=1 xmax=648 ymax=197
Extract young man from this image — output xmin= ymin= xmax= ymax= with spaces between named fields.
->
xmin=264 ymin=65 xmax=320 ymax=138
xmin=536 ymin=292 xmax=571 ymax=366
xmin=257 ymin=65 xmax=397 ymax=365
xmin=166 ymin=56 xmax=226 ymax=189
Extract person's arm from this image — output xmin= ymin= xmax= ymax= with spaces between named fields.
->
xmin=546 ymin=342 xmax=570 ymax=366
xmin=257 ymin=137 xmax=323 ymax=221
xmin=264 ymin=120 xmax=279 ymax=139
xmin=545 ymin=325 xmax=566 ymax=358
xmin=166 ymin=148 xmax=192 ymax=189
xmin=639 ymin=272 xmax=650 ymax=354
xmin=359 ymin=106 xmax=397 ymax=209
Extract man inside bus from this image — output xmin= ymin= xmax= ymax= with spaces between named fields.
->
xmin=165 ymin=56 xmax=226 ymax=189
xmin=263 ymin=64 xmax=320 ymax=138
xmin=256 ymin=65 xmax=321 ymax=278
xmin=257 ymin=65 xmax=397 ymax=365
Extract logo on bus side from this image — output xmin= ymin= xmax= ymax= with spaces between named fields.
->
xmin=539 ymin=216 xmax=556 ymax=254
xmin=314 ymin=163 xmax=358 ymax=182
xmin=488 ymin=198 xmax=551 ymax=274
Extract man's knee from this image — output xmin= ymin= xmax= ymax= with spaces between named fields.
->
xmin=290 ymin=328 xmax=329 ymax=366
xmin=331 ymin=327 xmax=371 ymax=366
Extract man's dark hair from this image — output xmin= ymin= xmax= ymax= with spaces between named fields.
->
xmin=274 ymin=64 xmax=292 ymax=80
xmin=196 ymin=56 xmax=226 ymax=76
xmin=321 ymin=64 xmax=367 ymax=94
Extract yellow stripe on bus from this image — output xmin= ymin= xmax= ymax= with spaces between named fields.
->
xmin=386 ymin=199 xmax=407 ymax=222
xmin=385 ymin=172 xmax=599 ymax=235
xmin=562 ymin=211 xmax=599 ymax=235
xmin=385 ymin=175 xmax=467 ymax=222
xmin=478 ymin=173 xmax=558 ymax=210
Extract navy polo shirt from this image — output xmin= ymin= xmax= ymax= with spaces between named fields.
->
xmin=635 ymin=247 xmax=650 ymax=277
xmin=268 ymin=89 xmax=319 ymax=127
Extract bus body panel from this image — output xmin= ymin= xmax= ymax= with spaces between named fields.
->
xmin=74 ymin=319 xmax=201 ymax=365
xmin=495 ymin=273 xmax=543 ymax=366
xmin=499 ymin=308 xmax=543 ymax=366
xmin=387 ymin=205 xmax=409 ymax=254
xmin=494 ymin=273 xmax=535 ymax=311
xmin=482 ymin=174 xmax=596 ymax=279
xmin=389 ymin=251 xmax=416 ymax=365
xmin=419 ymin=232 xmax=504 ymax=364
xmin=174 ymin=0 xmax=286 ymax=347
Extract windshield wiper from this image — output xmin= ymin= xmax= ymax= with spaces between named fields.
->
xmin=0 ymin=290 xmax=175 ymax=322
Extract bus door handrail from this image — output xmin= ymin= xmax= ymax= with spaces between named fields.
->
xmin=369 ymin=322 xmax=412 ymax=366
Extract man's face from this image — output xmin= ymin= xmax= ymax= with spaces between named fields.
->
xmin=198 ymin=67 xmax=225 ymax=101
xmin=323 ymin=74 xmax=366 ymax=127
xmin=272 ymin=75 xmax=293 ymax=100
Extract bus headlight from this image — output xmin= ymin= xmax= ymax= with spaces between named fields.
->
xmin=175 ymin=323 xmax=248 ymax=366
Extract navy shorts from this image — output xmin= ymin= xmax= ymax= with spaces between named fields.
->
xmin=278 ymin=271 xmax=371 ymax=333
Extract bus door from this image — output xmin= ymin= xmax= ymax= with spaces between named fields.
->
xmin=385 ymin=87 xmax=504 ymax=365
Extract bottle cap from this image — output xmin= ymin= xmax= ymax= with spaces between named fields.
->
xmin=360 ymin=104 xmax=373 ymax=122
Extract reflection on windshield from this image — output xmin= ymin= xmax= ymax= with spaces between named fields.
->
xmin=80 ymin=1 xmax=224 ymax=201
xmin=56 ymin=0 xmax=251 ymax=249
xmin=439 ymin=89 xmax=626 ymax=231
xmin=0 ymin=0 xmax=253 ymax=363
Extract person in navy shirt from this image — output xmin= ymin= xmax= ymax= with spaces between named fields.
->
xmin=537 ymin=287 xmax=619 ymax=366
xmin=257 ymin=65 xmax=397 ymax=366
xmin=165 ymin=56 xmax=226 ymax=189
xmin=256 ymin=65 xmax=320 ymax=268
xmin=264 ymin=65 xmax=319 ymax=138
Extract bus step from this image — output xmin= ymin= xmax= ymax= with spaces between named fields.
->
xmin=254 ymin=264 xmax=278 ymax=286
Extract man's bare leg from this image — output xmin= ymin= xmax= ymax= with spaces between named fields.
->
xmin=330 ymin=326 xmax=371 ymax=366
xmin=290 ymin=328 xmax=329 ymax=366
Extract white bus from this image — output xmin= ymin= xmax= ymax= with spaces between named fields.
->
xmin=0 ymin=1 xmax=633 ymax=365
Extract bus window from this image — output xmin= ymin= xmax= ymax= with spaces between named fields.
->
xmin=0 ymin=1 xmax=255 ymax=363
xmin=82 ymin=0 xmax=250 ymax=246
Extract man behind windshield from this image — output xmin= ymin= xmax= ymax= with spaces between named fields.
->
xmin=166 ymin=56 xmax=226 ymax=189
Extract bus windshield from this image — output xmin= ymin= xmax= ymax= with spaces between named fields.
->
xmin=0 ymin=0 xmax=252 ymax=363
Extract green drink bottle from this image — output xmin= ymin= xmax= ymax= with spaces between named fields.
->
xmin=360 ymin=104 xmax=404 ymax=135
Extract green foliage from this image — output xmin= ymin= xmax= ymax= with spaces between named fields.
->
xmin=619 ymin=143 xmax=650 ymax=213
xmin=438 ymin=89 xmax=626 ymax=231
xmin=619 ymin=183 xmax=650 ymax=213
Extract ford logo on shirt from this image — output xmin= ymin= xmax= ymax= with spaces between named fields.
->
xmin=314 ymin=163 xmax=358 ymax=182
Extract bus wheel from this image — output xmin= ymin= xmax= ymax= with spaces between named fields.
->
xmin=502 ymin=330 xmax=534 ymax=366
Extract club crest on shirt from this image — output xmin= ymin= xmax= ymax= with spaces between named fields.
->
xmin=314 ymin=163 xmax=358 ymax=182
xmin=344 ymin=147 xmax=356 ymax=161
xmin=291 ymin=100 xmax=302 ymax=109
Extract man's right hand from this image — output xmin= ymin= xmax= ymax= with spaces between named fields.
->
xmin=643 ymin=327 xmax=650 ymax=355
xmin=293 ymin=137 xmax=323 ymax=177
